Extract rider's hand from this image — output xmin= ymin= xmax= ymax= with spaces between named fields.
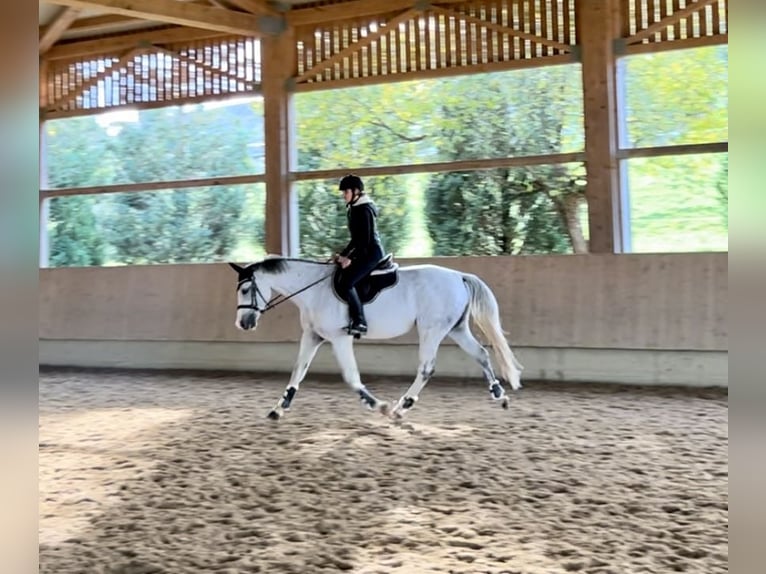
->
xmin=337 ymin=255 xmax=351 ymax=268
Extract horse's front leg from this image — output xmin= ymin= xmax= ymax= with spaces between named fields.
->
xmin=329 ymin=336 xmax=389 ymax=415
xmin=391 ymin=333 xmax=443 ymax=418
xmin=268 ymin=330 xmax=324 ymax=420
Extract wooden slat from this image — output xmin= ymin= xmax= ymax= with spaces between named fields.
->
xmin=563 ymin=0 xmax=572 ymax=45
xmin=414 ymin=17 xmax=422 ymax=70
xmin=289 ymin=0 xmax=467 ymax=27
xmin=375 ymin=20 xmax=388 ymax=75
xmin=44 ymin=0 xmax=271 ymax=36
xmin=660 ymin=0 xmax=670 ymax=41
xmin=627 ymin=0 xmax=718 ymax=44
xmin=40 ymin=8 xmax=80 ymax=54
xmin=432 ymin=5 xmax=572 ymax=53
xmin=540 ymin=0 xmax=549 ymax=56
xmin=698 ymin=2 xmax=708 ymax=36
xmin=712 ymin=0 xmax=721 ymax=34
xmin=296 ymin=8 xmax=418 ymax=83
xmin=153 ymin=46 xmax=257 ymax=90
xmin=47 ymin=47 xmax=146 ymax=111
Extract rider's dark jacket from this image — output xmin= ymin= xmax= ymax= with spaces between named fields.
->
xmin=340 ymin=195 xmax=384 ymax=265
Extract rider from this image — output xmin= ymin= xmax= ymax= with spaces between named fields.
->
xmin=334 ymin=174 xmax=385 ymax=336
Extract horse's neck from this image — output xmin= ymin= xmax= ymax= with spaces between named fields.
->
xmin=270 ymin=260 xmax=331 ymax=302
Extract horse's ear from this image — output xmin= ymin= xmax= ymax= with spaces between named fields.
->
xmin=228 ymin=262 xmax=244 ymax=274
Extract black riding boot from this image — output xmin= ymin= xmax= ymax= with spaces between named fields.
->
xmin=346 ymin=287 xmax=367 ymax=335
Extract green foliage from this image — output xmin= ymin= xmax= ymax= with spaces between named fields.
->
xmin=297 ymin=176 xmax=410 ymax=259
xmin=625 ymin=46 xmax=728 ymax=148
xmin=423 ymin=68 xmax=586 ymax=254
xmin=44 ymin=45 xmax=728 ymax=266
xmin=295 ymin=88 xmax=417 ymax=257
xmin=47 ymin=196 xmax=106 ymax=267
xmin=45 ymin=101 xmax=265 ymax=266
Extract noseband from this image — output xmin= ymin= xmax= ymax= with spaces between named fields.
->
xmin=236 ymin=276 xmax=269 ymax=313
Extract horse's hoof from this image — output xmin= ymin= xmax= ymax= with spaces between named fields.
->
xmin=501 ymin=397 xmax=510 ymax=410
xmin=267 ymin=410 xmax=281 ymax=420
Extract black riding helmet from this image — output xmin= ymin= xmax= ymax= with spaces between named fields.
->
xmin=338 ymin=174 xmax=364 ymax=192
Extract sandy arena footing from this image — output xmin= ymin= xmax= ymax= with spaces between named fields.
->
xmin=39 ymin=369 xmax=728 ymax=574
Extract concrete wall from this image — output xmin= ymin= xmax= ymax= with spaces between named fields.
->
xmin=39 ymin=253 xmax=728 ymax=386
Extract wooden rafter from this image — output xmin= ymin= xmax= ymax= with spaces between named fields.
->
xmin=288 ymin=0 xmax=467 ymax=27
xmin=40 ymin=8 xmax=80 ymax=54
xmin=46 ymin=46 xmax=148 ymax=111
xmin=44 ymin=26 xmax=228 ymax=60
xmin=64 ymin=14 xmax=144 ymax=34
xmin=296 ymin=8 xmax=420 ymax=83
xmin=44 ymin=0 xmax=275 ymax=36
xmin=430 ymin=5 xmax=573 ymax=53
xmin=626 ymin=0 xmax=719 ymax=44
xmin=226 ymin=0 xmax=273 ymax=15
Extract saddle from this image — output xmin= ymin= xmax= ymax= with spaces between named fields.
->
xmin=332 ymin=253 xmax=399 ymax=305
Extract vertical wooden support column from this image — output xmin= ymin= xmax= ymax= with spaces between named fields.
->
xmin=39 ymin=115 xmax=50 ymax=268
xmin=576 ymin=0 xmax=624 ymax=253
xmin=261 ymin=27 xmax=297 ymax=256
xmin=39 ymin=59 xmax=50 ymax=267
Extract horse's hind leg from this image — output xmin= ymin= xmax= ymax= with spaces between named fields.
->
xmin=329 ymin=337 xmax=388 ymax=414
xmin=391 ymin=332 xmax=444 ymax=418
xmin=268 ymin=329 xmax=324 ymax=420
xmin=448 ymin=323 xmax=510 ymax=409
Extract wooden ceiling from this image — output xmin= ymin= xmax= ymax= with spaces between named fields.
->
xmin=38 ymin=0 xmax=459 ymax=57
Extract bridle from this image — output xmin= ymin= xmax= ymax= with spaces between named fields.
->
xmin=236 ymin=276 xmax=271 ymax=314
xmin=236 ymin=268 xmax=334 ymax=314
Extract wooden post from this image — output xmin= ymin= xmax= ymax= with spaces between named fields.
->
xmin=576 ymin=0 xmax=624 ymax=253
xmin=40 ymin=120 xmax=50 ymax=268
xmin=261 ymin=27 xmax=297 ymax=256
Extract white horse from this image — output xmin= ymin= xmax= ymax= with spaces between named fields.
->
xmin=229 ymin=256 xmax=523 ymax=419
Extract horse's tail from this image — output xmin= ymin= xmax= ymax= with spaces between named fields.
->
xmin=461 ymin=273 xmax=523 ymax=390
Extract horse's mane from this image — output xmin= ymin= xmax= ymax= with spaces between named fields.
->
xmin=254 ymin=255 xmax=331 ymax=275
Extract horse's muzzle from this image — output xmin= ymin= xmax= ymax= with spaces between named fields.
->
xmin=237 ymin=310 xmax=257 ymax=330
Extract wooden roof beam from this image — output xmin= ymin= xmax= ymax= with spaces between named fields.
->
xmin=227 ymin=0 xmax=274 ymax=14
xmin=43 ymin=26 xmax=229 ymax=60
xmin=39 ymin=8 xmax=80 ymax=54
xmin=63 ymin=14 xmax=145 ymax=34
xmin=44 ymin=0 xmax=282 ymax=36
xmin=287 ymin=0 xmax=467 ymax=27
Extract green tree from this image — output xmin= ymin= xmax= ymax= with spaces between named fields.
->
xmin=624 ymin=46 xmax=728 ymax=251
xmin=45 ymin=100 xmax=266 ymax=266
xmin=295 ymin=85 xmax=421 ymax=257
xmin=45 ymin=116 xmax=118 ymax=266
xmin=48 ymin=196 xmax=106 ymax=266
xmin=424 ymin=67 xmax=587 ymax=255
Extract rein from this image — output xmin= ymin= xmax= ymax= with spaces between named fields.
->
xmin=237 ymin=265 xmax=335 ymax=314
